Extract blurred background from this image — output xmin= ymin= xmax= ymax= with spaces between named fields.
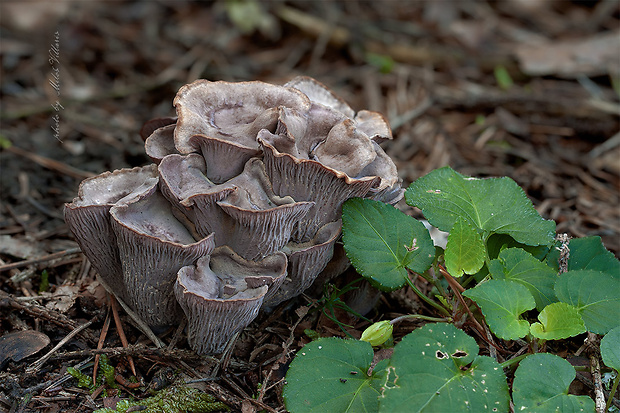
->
xmin=1 ymin=0 xmax=619 ymax=256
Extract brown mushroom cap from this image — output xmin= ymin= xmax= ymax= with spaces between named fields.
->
xmin=285 ymin=76 xmax=355 ymax=118
xmin=217 ymin=166 xmax=314 ymax=260
xmin=64 ymin=165 xmax=159 ymax=303
xmin=354 ymin=110 xmax=392 ymax=143
xmin=158 ymin=153 xmax=234 ymax=241
xmin=174 ymin=246 xmax=286 ymax=354
xmin=145 ymin=124 xmax=179 ymax=164
xmin=160 ymin=154 xmax=313 ymax=260
xmin=259 ymin=136 xmax=379 ymax=242
xmin=139 ymin=116 xmax=177 ymax=141
xmin=173 ymin=79 xmax=310 ymax=154
xmin=188 ymin=134 xmax=261 ymax=183
xmin=312 ymin=119 xmax=377 ymax=177
xmin=264 ymin=220 xmax=341 ymax=309
xmin=357 ymin=141 xmax=403 ymax=204
xmin=110 ymin=186 xmax=215 ymax=327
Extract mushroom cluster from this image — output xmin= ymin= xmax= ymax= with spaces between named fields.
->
xmin=65 ymin=77 xmax=402 ymax=354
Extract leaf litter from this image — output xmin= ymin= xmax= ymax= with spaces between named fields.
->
xmin=1 ymin=1 xmax=619 ymax=412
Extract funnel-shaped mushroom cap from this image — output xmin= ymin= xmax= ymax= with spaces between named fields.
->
xmin=264 ymin=220 xmax=341 ymax=309
xmin=158 ymin=153 xmax=235 ymax=242
xmin=64 ymin=165 xmax=159 ymax=303
xmin=354 ymin=110 xmax=392 ymax=143
xmin=139 ymin=116 xmax=177 ymax=141
xmin=174 ymin=246 xmax=286 ymax=354
xmin=285 ymin=76 xmax=392 ymax=143
xmin=188 ymin=134 xmax=261 ymax=184
xmin=145 ymin=124 xmax=179 ymax=164
xmin=216 ymin=158 xmax=314 ymax=260
xmin=285 ymin=76 xmax=355 ymax=118
xmin=357 ymin=141 xmax=403 ymax=204
xmin=259 ymin=136 xmax=379 ymax=242
xmin=173 ymin=79 xmax=311 ymax=154
xmin=312 ymin=119 xmax=377 ymax=177
xmin=160 ymin=154 xmax=313 ymax=260
xmin=110 ymin=187 xmax=215 ymax=327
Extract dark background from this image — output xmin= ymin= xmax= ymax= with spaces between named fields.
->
xmin=0 ymin=1 xmax=618 ymax=410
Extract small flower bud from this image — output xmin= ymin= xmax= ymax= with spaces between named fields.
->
xmin=360 ymin=320 xmax=393 ymax=346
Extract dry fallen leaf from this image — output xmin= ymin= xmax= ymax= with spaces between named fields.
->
xmin=44 ymin=284 xmax=80 ymax=313
xmin=0 ymin=330 xmax=50 ymax=368
xmin=515 ymin=30 xmax=620 ymax=77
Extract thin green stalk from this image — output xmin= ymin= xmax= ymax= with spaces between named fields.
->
xmin=404 ymin=273 xmax=451 ymax=317
xmin=500 ymin=353 xmax=529 ymax=369
xmin=606 ymin=370 xmax=619 ymax=412
xmin=390 ymin=314 xmax=451 ymax=325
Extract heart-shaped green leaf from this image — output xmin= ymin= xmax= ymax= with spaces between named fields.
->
xmin=513 ymin=353 xmax=595 ymax=413
xmin=489 ymin=248 xmax=558 ymax=310
xmin=445 ymin=216 xmax=485 ymax=277
xmin=601 ymin=326 xmax=620 ymax=371
xmin=530 ymin=302 xmax=586 ymax=340
xmin=555 ymin=270 xmax=620 ymax=334
xmin=342 ymin=198 xmax=435 ymax=291
xmin=379 ymin=323 xmax=509 ymax=413
xmin=405 ymin=166 xmax=555 ymax=246
xmin=464 ymin=280 xmax=535 ymax=340
xmin=283 ymin=337 xmax=387 ymax=413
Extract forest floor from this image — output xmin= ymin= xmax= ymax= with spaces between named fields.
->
xmin=1 ymin=1 xmax=618 ymax=412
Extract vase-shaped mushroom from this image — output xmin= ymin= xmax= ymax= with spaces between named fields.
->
xmin=110 ymin=186 xmax=215 ymax=328
xmin=159 ymin=154 xmax=314 ymax=261
xmin=64 ymin=165 xmax=159 ymax=303
xmin=264 ymin=220 xmax=341 ymax=309
xmin=173 ymin=79 xmax=311 ymax=183
xmin=174 ymin=246 xmax=287 ymax=355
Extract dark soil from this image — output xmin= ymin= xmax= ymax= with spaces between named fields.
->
xmin=1 ymin=2 xmax=618 ymax=412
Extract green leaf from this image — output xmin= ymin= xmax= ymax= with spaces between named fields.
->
xmin=379 ymin=323 xmax=509 ymax=413
xmin=547 ymin=236 xmax=620 ymax=279
xmin=494 ymin=65 xmax=514 ymax=90
xmin=555 ymin=270 xmax=620 ymax=334
xmin=601 ymin=326 xmax=620 ymax=371
xmin=530 ymin=302 xmax=586 ymax=340
xmin=513 ymin=353 xmax=595 ymax=413
xmin=487 ymin=233 xmax=550 ymax=261
xmin=444 ymin=216 xmax=485 ymax=277
xmin=405 ymin=166 xmax=555 ymax=246
xmin=342 ymin=198 xmax=435 ymax=291
xmin=488 ymin=248 xmax=558 ymax=310
xmin=283 ymin=338 xmax=387 ymax=413
xmin=463 ymin=280 xmax=535 ymax=340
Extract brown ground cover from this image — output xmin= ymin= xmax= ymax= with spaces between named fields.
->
xmin=1 ymin=2 xmax=618 ymax=411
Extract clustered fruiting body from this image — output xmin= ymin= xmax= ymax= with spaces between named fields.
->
xmin=65 ymin=77 xmax=401 ymax=354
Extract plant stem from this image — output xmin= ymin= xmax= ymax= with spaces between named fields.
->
xmin=390 ymin=314 xmax=451 ymax=325
xmin=500 ymin=353 xmax=529 ymax=369
xmin=404 ymin=271 xmax=451 ymax=317
xmin=606 ymin=370 xmax=619 ymax=412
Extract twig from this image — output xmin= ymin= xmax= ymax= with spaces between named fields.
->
xmin=0 ymin=248 xmax=82 ymax=273
xmin=110 ymin=295 xmax=137 ymax=376
xmin=93 ymin=306 xmax=112 ymax=384
xmin=439 ymin=266 xmax=500 ymax=351
xmin=26 ymin=319 xmax=95 ymax=373
xmin=222 ymin=374 xmax=278 ymax=413
xmin=49 ymin=345 xmax=203 ymax=362
xmin=556 ymin=233 xmax=571 ymax=274
xmin=5 ymin=146 xmax=95 ymax=180
xmin=587 ymin=333 xmax=606 ymax=413
xmin=167 ymin=318 xmax=187 ymax=350
xmin=97 ymin=277 xmax=165 ymax=348
xmin=210 ymin=331 xmax=240 ymax=377
xmin=0 ymin=290 xmax=99 ymax=344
